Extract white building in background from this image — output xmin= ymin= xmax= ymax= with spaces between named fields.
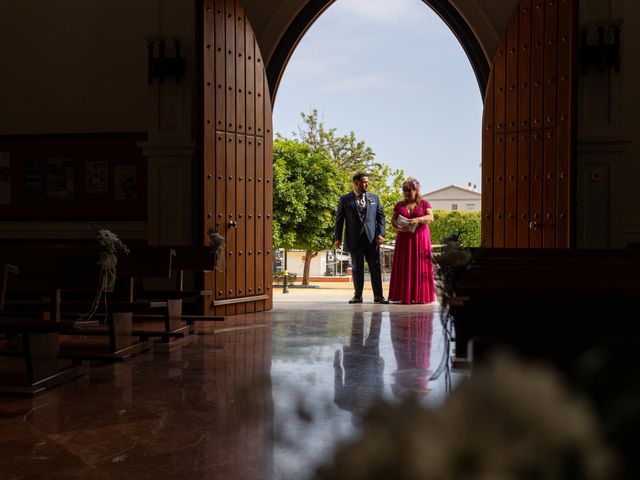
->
xmin=284 ymin=249 xmax=351 ymax=277
xmin=424 ymin=183 xmax=481 ymax=211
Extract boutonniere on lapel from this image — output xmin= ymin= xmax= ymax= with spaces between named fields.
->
xmin=367 ymin=197 xmax=375 ymax=205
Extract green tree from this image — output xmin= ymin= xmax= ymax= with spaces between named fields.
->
xmin=272 ymin=136 xmax=348 ymax=285
xmin=429 ymin=210 xmax=481 ymax=247
xmin=296 ymin=109 xmax=376 ymax=174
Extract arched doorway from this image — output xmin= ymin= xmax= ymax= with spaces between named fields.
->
xmin=198 ymin=0 xmax=578 ymax=315
xmin=265 ymin=0 xmax=577 ymax=250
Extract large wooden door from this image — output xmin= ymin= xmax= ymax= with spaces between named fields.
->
xmin=202 ymin=0 xmax=273 ymax=315
xmin=481 ymin=0 xmax=577 ymax=248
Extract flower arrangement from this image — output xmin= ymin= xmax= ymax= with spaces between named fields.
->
xmin=79 ymin=228 xmax=129 ymax=323
xmin=432 ymin=233 xmax=472 ymax=310
xmin=97 ymin=228 xmax=129 ymax=270
xmin=207 ymin=227 xmax=225 ymax=272
xmin=314 ymin=354 xmax=616 ymax=480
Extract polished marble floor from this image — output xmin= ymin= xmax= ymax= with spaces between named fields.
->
xmin=0 ymin=301 xmax=451 ymax=480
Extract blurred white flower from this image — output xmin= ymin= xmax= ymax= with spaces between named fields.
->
xmin=315 ymin=354 xmax=616 ymax=480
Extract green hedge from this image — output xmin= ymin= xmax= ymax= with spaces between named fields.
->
xmin=273 ymin=271 xmax=297 ymax=285
xmin=430 ymin=210 xmax=481 ymax=247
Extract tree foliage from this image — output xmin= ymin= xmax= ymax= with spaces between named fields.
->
xmin=296 ymin=109 xmax=376 ymax=174
xmin=272 ymin=136 xmax=347 ymax=283
xmin=429 ymin=210 xmax=481 ymax=247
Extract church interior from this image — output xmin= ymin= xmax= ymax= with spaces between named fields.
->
xmin=2 ymin=0 xmax=640 ymax=478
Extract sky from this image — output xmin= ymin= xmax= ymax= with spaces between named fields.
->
xmin=272 ymin=0 xmax=483 ymax=195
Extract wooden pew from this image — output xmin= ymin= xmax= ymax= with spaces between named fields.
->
xmin=131 ymin=246 xmax=224 ymax=340
xmin=0 ymin=318 xmax=87 ymax=395
xmin=0 ymin=244 xmax=155 ymax=361
xmin=169 ymin=246 xmax=225 ymax=323
xmin=1 ymin=263 xmax=19 ymax=311
xmin=450 ymin=248 xmax=640 ymax=366
xmin=115 ymin=246 xmax=196 ymax=346
xmin=0 ymin=262 xmax=87 ymax=395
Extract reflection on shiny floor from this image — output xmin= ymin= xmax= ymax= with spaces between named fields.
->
xmin=0 ymin=304 xmax=449 ymax=480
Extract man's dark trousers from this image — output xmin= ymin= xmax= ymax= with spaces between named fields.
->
xmin=351 ymin=232 xmax=384 ymax=299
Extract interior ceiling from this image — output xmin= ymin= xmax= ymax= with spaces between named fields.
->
xmin=242 ymin=0 xmax=519 ymax=72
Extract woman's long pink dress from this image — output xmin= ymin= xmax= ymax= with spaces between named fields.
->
xmin=388 ymin=199 xmax=436 ymax=304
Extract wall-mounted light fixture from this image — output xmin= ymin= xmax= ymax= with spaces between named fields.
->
xmin=580 ymin=23 xmax=621 ymax=74
xmin=147 ymin=37 xmax=186 ymax=84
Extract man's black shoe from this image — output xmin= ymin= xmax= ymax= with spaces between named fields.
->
xmin=374 ymin=296 xmax=389 ymax=304
xmin=349 ymin=296 xmax=363 ymax=304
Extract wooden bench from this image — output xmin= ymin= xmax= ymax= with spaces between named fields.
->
xmin=131 ymin=246 xmax=225 ymax=341
xmin=0 ymin=263 xmax=19 ymax=311
xmin=450 ymin=248 xmax=640 ymax=366
xmin=0 ymin=244 xmax=159 ymax=361
xmin=1 ymin=264 xmax=87 ymax=395
xmin=169 ymin=245 xmax=224 ymax=323
xmin=0 ymin=318 xmax=87 ymax=395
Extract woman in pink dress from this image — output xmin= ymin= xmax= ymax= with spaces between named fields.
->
xmin=388 ymin=177 xmax=436 ymax=304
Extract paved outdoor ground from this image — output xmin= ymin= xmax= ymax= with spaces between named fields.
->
xmin=273 ymin=280 xmax=385 ymax=306
xmin=272 ymin=279 xmax=441 ymax=310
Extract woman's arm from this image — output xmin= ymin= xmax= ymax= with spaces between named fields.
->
xmin=409 ymin=208 xmax=434 ymax=225
xmin=391 ymin=210 xmax=409 ymax=232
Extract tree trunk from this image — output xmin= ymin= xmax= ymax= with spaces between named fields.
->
xmin=302 ymin=250 xmax=318 ymax=286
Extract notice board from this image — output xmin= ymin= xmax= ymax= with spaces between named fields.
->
xmin=0 ymin=132 xmax=147 ymax=219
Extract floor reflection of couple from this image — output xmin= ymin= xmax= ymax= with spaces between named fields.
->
xmin=333 ymin=311 xmax=435 ymax=418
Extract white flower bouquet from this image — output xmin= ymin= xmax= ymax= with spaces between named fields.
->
xmin=78 ymin=228 xmax=129 ymax=324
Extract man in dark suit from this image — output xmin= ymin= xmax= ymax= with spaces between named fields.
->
xmin=334 ymin=173 xmax=389 ymax=304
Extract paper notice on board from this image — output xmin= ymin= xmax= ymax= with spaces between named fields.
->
xmin=23 ymin=159 xmax=43 ymax=193
xmin=46 ymin=155 xmax=75 ymax=199
xmin=85 ymin=161 xmax=108 ymax=194
xmin=0 ymin=152 xmax=10 ymax=204
xmin=114 ymin=165 xmax=137 ymax=200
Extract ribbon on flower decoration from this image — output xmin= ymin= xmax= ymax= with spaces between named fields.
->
xmin=207 ymin=227 xmax=226 ymax=272
xmin=78 ymin=229 xmax=129 ymax=324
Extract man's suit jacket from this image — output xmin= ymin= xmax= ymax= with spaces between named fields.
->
xmin=334 ymin=191 xmax=386 ymax=252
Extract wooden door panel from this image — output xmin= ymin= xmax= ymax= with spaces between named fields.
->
xmin=518 ymin=0 xmax=532 ymax=132
xmin=215 ymin=132 xmax=226 ymax=310
xmin=505 ymin=133 xmax=518 ymax=247
xmin=543 ymin=129 xmax=557 ymax=248
xmin=530 ymin=131 xmax=543 ymax=247
xmin=556 ymin=0 xmax=577 ymax=247
xmin=255 ymin=50 xmax=265 ymax=138
xmin=493 ymin=134 xmax=506 ymax=247
xmin=236 ymin=11 xmax=246 ymax=137
xmin=481 ymin=0 xmax=575 ymax=249
xmin=226 ymin=133 xmax=237 ymax=316
xmin=506 ymin=10 xmax=519 ymax=133
xmin=481 ymin=71 xmax=495 ymax=247
xmin=202 ymin=0 xmax=273 ymax=316
xmin=225 ymin=0 xmax=236 ymax=133
xmin=236 ymin=135 xmax=246 ymax=315
xmin=215 ymin=0 xmax=226 ymax=132
xmin=264 ymin=104 xmax=273 ymax=310
xmin=543 ymin=0 xmax=558 ymax=130
xmin=531 ymin=1 xmax=545 ymax=132
xmin=245 ymin=25 xmax=256 ymax=136
xmin=517 ymin=132 xmax=531 ymax=247
xmin=255 ymin=138 xmax=265 ymax=311
xmin=494 ymin=36 xmax=507 ymax=135
xmin=245 ymin=137 xmax=255 ymax=312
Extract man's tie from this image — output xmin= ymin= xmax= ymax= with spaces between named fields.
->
xmin=357 ymin=194 xmax=366 ymax=233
